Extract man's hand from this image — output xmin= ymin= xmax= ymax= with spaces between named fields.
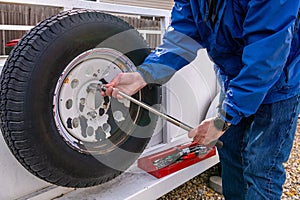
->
xmin=188 ymin=117 xmax=226 ymax=145
xmin=101 ymin=72 xmax=147 ymax=98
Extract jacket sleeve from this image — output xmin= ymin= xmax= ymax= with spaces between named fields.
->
xmin=221 ymin=0 xmax=300 ymax=124
xmin=137 ymin=0 xmax=203 ymax=84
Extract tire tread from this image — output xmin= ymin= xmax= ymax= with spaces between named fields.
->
xmin=0 ymin=9 xmax=149 ymax=188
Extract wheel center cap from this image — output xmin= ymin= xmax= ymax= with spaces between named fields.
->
xmin=53 ymin=48 xmax=138 ymax=153
xmin=83 ymin=83 xmax=110 ymax=119
xmin=86 ymin=83 xmax=103 ymax=110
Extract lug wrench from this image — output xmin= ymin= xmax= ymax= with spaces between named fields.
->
xmin=101 ymin=86 xmax=223 ymax=148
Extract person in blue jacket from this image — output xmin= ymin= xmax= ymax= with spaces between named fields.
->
xmin=103 ymin=1 xmax=300 ymax=199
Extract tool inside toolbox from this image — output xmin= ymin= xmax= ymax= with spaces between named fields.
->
xmin=137 ymin=142 xmax=217 ymax=178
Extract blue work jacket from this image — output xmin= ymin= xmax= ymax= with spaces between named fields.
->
xmin=137 ymin=0 xmax=300 ymax=125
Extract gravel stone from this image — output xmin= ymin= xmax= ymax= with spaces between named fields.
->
xmin=158 ymin=118 xmax=300 ymax=199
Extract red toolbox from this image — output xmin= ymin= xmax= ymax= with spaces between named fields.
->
xmin=138 ymin=142 xmax=217 ymax=178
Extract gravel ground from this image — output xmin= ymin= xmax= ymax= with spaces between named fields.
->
xmin=158 ymin=118 xmax=300 ymax=200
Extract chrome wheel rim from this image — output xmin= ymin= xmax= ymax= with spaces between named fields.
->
xmin=53 ymin=48 xmax=140 ymax=154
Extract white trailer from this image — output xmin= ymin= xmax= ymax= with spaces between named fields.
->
xmin=0 ymin=1 xmax=220 ymax=199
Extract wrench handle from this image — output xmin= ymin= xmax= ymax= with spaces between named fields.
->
xmin=103 ymin=87 xmax=223 ymax=148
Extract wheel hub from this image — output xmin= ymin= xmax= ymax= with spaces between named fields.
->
xmin=53 ymin=48 xmax=138 ymax=153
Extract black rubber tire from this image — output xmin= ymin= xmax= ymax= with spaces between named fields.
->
xmin=0 ymin=9 xmax=160 ymax=188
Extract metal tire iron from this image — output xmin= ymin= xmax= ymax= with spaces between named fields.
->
xmin=101 ymin=86 xmax=223 ymax=169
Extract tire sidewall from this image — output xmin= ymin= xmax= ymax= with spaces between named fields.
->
xmin=4 ymin=11 xmax=159 ymax=185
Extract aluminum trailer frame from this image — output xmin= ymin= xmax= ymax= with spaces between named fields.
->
xmin=18 ymin=154 xmax=219 ymax=200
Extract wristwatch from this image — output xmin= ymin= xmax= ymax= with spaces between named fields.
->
xmin=213 ymin=116 xmax=231 ymax=132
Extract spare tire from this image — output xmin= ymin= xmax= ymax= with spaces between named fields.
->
xmin=0 ymin=9 xmax=160 ymax=188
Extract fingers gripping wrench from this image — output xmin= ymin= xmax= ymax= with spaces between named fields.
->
xmin=101 ymin=86 xmax=223 ymax=149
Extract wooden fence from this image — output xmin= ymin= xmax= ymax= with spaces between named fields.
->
xmin=0 ymin=3 xmax=161 ymax=55
xmin=0 ymin=4 xmax=62 ymax=54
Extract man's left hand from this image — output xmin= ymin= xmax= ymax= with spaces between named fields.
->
xmin=188 ymin=117 xmax=226 ymax=145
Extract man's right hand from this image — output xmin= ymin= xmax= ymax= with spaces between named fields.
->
xmin=101 ymin=72 xmax=147 ymax=98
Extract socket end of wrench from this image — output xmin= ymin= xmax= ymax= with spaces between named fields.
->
xmin=100 ymin=85 xmax=107 ymax=92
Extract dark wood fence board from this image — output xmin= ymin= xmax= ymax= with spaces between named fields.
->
xmin=1 ymin=3 xmax=161 ymax=55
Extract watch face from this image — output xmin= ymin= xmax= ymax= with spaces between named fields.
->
xmin=213 ymin=117 xmax=227 ymax=131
